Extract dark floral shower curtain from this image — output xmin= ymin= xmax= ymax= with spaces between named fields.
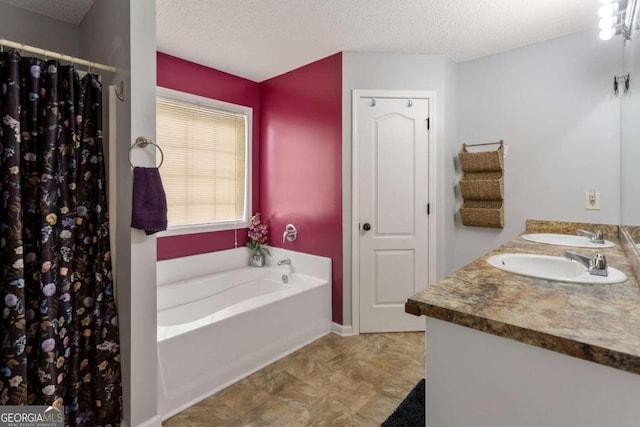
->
xmin=0 ymin=51 xmax=121 ymax=426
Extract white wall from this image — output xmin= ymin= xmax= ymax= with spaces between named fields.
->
xmin=621 ymin=22 xmax=640 ymax=226
xmin=342 ymin=32 xmax=622 ymax=327
xmin=444 ymin=56 xmax=458 ymax=276
xmin=80 ymin=1 xmax=160 ymax=426
xmin=342 ymin=52 xmax=457 ymax=326
xmin=0 ymin=2 xmax=79 ymax=55
xmin=451 ymin=29 xmax=621 ymax=273
xmin=127 ymin=4 xmax=160 ymax=423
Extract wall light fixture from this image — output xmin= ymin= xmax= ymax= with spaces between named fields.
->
xmin=599 ymin=0 xmax=639 ymax=40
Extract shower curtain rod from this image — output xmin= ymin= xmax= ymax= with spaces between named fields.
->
xmin=0 ymin=38 xmax=116 ymax=73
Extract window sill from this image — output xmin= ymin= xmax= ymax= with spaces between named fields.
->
xmin=157 ymin=221 xmax=249 ymax=238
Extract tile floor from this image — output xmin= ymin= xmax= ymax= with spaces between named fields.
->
xmin=163 ymin=332 xmax=425 ymax=426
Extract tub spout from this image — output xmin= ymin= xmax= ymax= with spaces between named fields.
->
xmin=277 ymin=258 xmax=291 ymax=266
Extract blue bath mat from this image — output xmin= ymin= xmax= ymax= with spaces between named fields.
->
xmin=381 ymin=379 xmax=425 ymax=426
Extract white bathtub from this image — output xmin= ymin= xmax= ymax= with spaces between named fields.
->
xmin=156 ymin=248 xmax=331 ymax=420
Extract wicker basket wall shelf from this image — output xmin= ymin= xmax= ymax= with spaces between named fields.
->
xmin=458 ymin=141 xmax=505 ymax=228
xmin=459 ymin=200 xmax=504 ymax=229
xmin=459 ymin=172 xmax=504 ymax=201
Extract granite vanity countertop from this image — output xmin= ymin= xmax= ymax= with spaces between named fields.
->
xmin=407 ymin=227 xmax=640 ymax=375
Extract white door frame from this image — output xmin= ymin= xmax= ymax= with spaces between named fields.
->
xmin=351 ymin=89 xmax=437 ymax=335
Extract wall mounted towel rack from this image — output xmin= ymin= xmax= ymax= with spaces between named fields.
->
xmin=128 ymin=137 xmax=164 ymax=169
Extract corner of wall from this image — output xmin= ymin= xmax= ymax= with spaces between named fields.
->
xmin=155 ymin=53 xmax=261 ymax=260
xmin=452 ymin=29 xmax=621 ymax=273
xmin=82 ymin=0 xmax=159 ymax=425
xmin=260 ymin=53 xmax=344 ymax=324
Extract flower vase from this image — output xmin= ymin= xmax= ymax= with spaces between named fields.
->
xmin=250 ymin=253 xmax=265 ymax=267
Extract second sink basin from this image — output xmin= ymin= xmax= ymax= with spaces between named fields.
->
xmin=522 ymin=233 xmax=615 ymax=248
xmin=487 ymin=253 xmax=627 ymax=284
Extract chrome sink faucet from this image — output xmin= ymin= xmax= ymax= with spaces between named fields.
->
xmin=564 ymin=251 xmax=608 ymax=276
xmin=576 ymin=229 xmax=605 ymax=244
xmin=277 ymin=258 xmax=291 ymax=266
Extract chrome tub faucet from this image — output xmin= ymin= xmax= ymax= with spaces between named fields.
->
xmin=277 ymin=258 xmax=291 ymax=266
xmin=564 ymin=251 xmax=608 ymax=276
xmin=283 ymin=224 xmax=298 ymax=243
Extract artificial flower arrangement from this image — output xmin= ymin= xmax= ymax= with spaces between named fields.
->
xmin=246 ymin=212 xmax=271 ymax=259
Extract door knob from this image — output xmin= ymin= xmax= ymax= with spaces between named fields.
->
xmin=362 ymin=223 xmax=371 ymax=231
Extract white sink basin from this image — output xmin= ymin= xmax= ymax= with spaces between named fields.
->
xmin=522 ymin=233 xmax=615 ymax=248
xmin=487 ymin=253 xmax=627 ymax=284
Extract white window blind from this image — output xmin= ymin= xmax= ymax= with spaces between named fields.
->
xmin=156 ymin=93 xmax=250 ymax=232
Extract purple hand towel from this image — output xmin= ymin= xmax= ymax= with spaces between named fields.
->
xmin=131 ymin=167 xmax=168 ymax=235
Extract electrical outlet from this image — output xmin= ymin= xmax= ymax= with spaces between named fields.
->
xmin=586 ymin=192 xmax=601 ymax=210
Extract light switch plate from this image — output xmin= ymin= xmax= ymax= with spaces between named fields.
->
xmin=586 ymin=192 xmax=600 ymax=210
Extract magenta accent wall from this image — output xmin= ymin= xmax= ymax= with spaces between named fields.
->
xmin=155 ymin=52 xmax=344 ymax=323
xmin=156 ymin=52 xmax=260 ymax=260
xmin=260 ymin=53 xmax=343 ymax=324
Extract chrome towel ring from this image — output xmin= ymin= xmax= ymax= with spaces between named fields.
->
xmin=128 ymin=136 xmax=164 ymax=169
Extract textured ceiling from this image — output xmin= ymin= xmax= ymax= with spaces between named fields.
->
xmin=157 ymin=0 xmax=601 ymax=82
xmin=0 ymin=0 xmax=95 ymax=25
xmin=1 ymin=0 xmax=602 ymax=82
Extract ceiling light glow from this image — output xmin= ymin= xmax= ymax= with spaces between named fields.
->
xmin=599 ymin=2 xmax=619 ymax=17
xmin=598 ymin=0 xmax=639 ymax=42
xmin=599 ymin=16 xmax=615 ymax=29
xmin=600 ymin=28 xmax=615 ymax=40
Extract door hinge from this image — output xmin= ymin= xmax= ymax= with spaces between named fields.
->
xmin=427 ymin=203 xmax=430 ymax=215
xmin=426 ymin=117 xmax=430 ymax=130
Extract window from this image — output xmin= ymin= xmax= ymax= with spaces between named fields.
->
xmin=156 ymin=87 xmax=252 ymax=236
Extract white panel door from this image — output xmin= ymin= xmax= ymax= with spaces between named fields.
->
xmin=358 ymin=96 xmax=429 ymax=332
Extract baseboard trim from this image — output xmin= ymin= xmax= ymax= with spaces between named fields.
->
xmin=122 ymin=415 xmax=162 ymax=427
xmin=331 ymin=322 xmax=354 ymax=336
